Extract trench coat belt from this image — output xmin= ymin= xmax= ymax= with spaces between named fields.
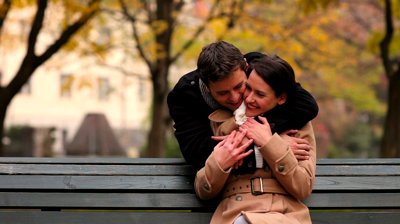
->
xmin=222 ymin=177 xmax=287 ymax=198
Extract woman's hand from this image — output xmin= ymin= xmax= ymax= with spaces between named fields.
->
xmin=212 ymin=129 xmax=253 ymax=171
xmin=242 ymin=117 xmax=310 ymax=161
xmin=241 ymin=116 xmax=272 ymax=147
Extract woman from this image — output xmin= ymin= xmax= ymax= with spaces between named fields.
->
xmin=194 ymin=54 xmax=317 ymax=224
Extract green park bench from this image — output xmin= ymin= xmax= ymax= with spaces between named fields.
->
xmin=0 ymin=157 xmax=399 ymax=224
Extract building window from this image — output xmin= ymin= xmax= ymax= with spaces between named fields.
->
xmin=138 ymin=78 xmax=145 ymax=102
xmin=60 ymin=74 xmax=73 ymax=98
xmin=96 ymin=27 xmax=111 ymax=45
xmin=98 ymin=77 xmax=111 ymax=101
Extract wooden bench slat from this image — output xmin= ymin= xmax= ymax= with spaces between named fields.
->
xmin=0 ymin=192 xmax=209 ymax=210
xmin=317 ymin=165 xmax=400 ymax=176
xmin=1 ymin=192 xmax=399 ymax=209
xmin=1 ymin=175 xmax=399 ymax=191
xmin=310 ymin=211 xmax=400 ymax=224
xmin=0 ymin=211 xmax=399 ymax=224
xmin=2 ymin=163 xmax=400 ymax=176
xmin=0 ymin=164 xmax=194 ymax=176
xmin=0 ymin=175 xmax=194 ymax=191
xmin=305 ymin=192 xmax=400 ymax=208
xmin=1 ymin=157 xmax=399 ymax=165
xmin=0 ymin=211 xmax=212 ymax=224
xmin=0 ymin=157 xmax=188 ymax=165
xmin=317 ymin=158 xmax=400 ymax=165
xmin=314 ymin=176 xmax=400 ymax=190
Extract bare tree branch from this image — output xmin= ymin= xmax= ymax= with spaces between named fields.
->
xmin=6 ymin=0 xmax=100 ymax=101
xmin=143 ymin=0 xmax=154 ymax=25
xmin=171 ymin=0 xmax=185 ymax=28
xmin=28 ymin=0 xmax=47 ymax=57
xmin=379 ymin=0 xmax=393 ymax=78
xmin=119 ymin=0 xmax=153 ymax=69
xmin=97 ymin=62 xmax=149 ymax=80
xmin=38 ymin=0 xmax=100 ymax=63
xmin=170 ymin=0 xmax=223 ymax=63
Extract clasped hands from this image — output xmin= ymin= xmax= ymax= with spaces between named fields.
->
xmin=212 ymin=117 xmax=310 ymax=171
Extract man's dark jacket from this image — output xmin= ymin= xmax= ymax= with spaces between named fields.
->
xmin=167 ymin=52 xmax=319 ymax=170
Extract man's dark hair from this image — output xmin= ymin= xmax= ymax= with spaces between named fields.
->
xmin=251 ymin=54 xmax=297 ymax=101
xmin=197 ymin=41 xmax=246 ymax=85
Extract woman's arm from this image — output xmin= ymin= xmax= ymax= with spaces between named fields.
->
xmin=242 ymin=118 xmax=316 ymax=200
xmin=195 ymin=130 xmax=253 ymax=200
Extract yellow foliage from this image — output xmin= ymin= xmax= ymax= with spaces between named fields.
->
xmin=209 ymin=19 xmax=229 ymax=38
xmin=309 ymin=25 xmax=328 ymax=42
xmin=12 ymin=0 xmax=36 ymax=8
xmin=155 ymin=43 xmax=167 ymax=60
xmin=152 ymin=20 xmax=169 ymax=35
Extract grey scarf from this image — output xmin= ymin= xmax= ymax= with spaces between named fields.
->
xmin=199 ymin=78 xmax=221 ymax=110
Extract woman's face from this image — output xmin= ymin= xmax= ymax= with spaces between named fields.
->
xmin=244 ymin=70 xmax=286 ymax=117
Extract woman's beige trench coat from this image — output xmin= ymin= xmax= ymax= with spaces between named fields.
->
xmin=194 ymin=110 xmax=317 ymax=224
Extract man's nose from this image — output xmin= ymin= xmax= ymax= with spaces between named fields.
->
xmin=229 ymin=91 xmax=241 ymax=102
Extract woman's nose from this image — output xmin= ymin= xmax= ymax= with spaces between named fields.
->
xmin=245 ymin=92 xmax=254 ymax=103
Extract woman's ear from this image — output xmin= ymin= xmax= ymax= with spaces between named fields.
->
xmin=277 ymin=93 xmax=287 ymax=105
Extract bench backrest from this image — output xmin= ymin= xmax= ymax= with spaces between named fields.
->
xmin=0 ymin=157 xmax=399 ymax=224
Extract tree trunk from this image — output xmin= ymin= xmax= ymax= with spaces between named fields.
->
xmin=144 ymin=67 xmax=171 ymax=157
xmin=380 ymin=74 xmax=400 ymax=157
xmin=145 ymin=91 xmax=170 ymax=157
xmin=141 ymin=0 xmax=174 ymax=157
xmin=379 ymin=0 xmax=400 ymax=157
xmin=0 ymin=57 xmax=38 ymax=156
xmin=0 ymin=94 xmax=7 ymax=156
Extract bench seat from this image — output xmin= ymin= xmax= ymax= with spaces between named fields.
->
xmin=0 ymin=157 xmax=399 ymax=224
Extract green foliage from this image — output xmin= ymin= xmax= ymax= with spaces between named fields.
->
xmin=165 ymin=135 xmax=182 ymax=158
xmin=328 ymin=119 xmax=380 ymax=158
xmin=6 ymin=125 xmax=33 ymax=140
xmin=394 ymin=0 xmax=400 ymax=17
xmin=138 ymin=133 xmax=182 ymax=158
xmin=367 ymin=31 xmax=400 ymax=57
xmin=4 ymin=125 xmax=56 ymax=157
xmin=226 ymin=0 xmax=384 ymax=115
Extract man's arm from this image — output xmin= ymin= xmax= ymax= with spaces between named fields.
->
xmin=268 ymin=83 xmax=319 ymax=134
xmin=167 ymin=73 xmax=218 ymax=170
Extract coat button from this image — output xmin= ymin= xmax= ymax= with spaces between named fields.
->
xmin=190 ymin=81 xmax=195 ymax=85
xmin=278 ymin=164 xmax=285 ymax=172
xmin=235 ymin=196 xmax=242 ymax=201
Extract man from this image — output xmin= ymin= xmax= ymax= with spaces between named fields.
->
xmin=167 ymin=41 xmax=318 ymax=170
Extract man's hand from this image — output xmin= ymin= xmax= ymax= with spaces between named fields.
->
xmin=212 ymin=129 xmax=253 ymax=171
xmin=281 ymin=130 xmax=310 ymax=161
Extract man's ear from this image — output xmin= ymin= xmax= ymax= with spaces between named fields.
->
xmin=277 ymin=93 xmax=287 ymax=105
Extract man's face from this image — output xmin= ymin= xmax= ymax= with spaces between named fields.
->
xmin=208 ymin=68 xmax=247 ymax=111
